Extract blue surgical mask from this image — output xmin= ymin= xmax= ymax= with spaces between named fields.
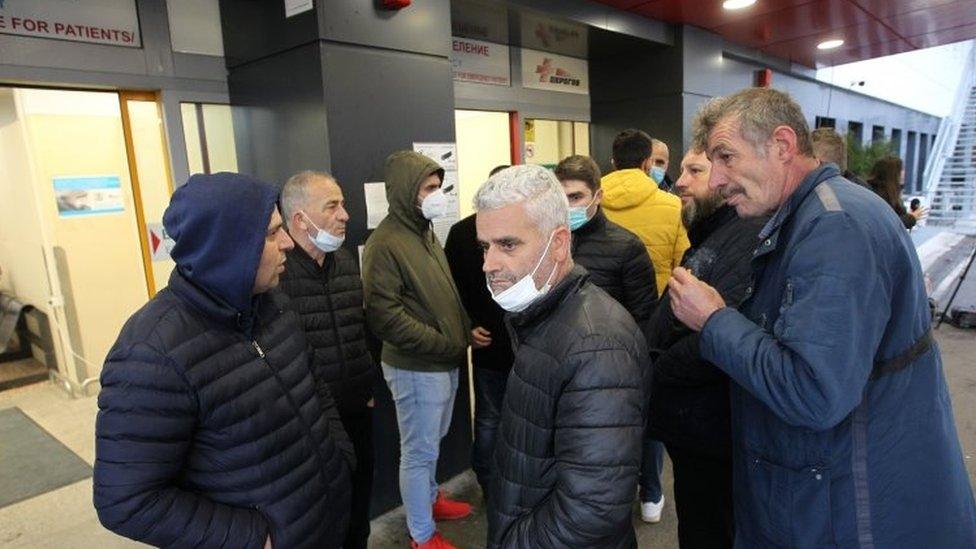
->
xmin=650 ymin=166 xmax=666 ymax=184
xmin=567 ymin=195 xmax=598 ymax=232
xmin=301 ymin=211 xmax=345 ymax=253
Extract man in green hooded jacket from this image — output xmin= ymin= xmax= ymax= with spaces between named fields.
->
xmin=362 ymin=150 xmax=472 ymax=549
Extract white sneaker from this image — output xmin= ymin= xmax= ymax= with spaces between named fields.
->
xmin=640 ymin=496 xmax=664 ymax=523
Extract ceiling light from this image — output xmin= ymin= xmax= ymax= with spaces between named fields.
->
xmin=723 ymin=0 xmax=757 ymax=9
xmin=817 ymin=39 xmax=845 ymax=50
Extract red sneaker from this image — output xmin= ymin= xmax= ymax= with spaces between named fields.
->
xmin=432 ymin=490 xmax=472 ymax=521
xmin=411 ymin=531 xmax=457 ymax=549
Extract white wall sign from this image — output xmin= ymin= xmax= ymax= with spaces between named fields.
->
xmin=521 ymin=48 xmax=589 ymax=95
xmin=147 ymin=223 xmax=175 ymax=262
xmin=0 ymin=0 xmax=140 ymax=48
xmin=451 ymin=37 xmax=511 ymax=87
xmin=413 ymin=142 xmax=460 ymax=247
xmin=519 ymin=12 xmax=587 ymax=58
xmin=284 ymin=0 xmax=314 ymax=18
xmin=364 ymin=182 xmax=389 ymax=230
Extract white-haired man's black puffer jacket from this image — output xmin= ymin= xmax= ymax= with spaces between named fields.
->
xmin=487 ymin=266 xmax=650 ymax=549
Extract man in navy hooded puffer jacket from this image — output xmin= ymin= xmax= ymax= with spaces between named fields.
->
xmin=670 ymin=89 xmax=976 ymax=548
xmin=93 ymin=173 xmax=353 ymax=548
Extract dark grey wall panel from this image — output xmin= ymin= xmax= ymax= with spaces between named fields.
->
xmin=228 ymin=42 xmax=330 ymax=185
xmin=218 ymin=0 xmax=319 ymax=69
xmin=320 ymin=41 xmax=456 ymax=248
xmin=318 ymin=0 xmax=451 ymax=58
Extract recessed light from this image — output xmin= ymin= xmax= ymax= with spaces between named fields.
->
xmin=723 ymin=0 xmax=757 ymax=9
xmin=817 ymin=39 xmax=845 ymax=50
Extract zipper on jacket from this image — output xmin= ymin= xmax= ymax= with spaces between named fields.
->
xmin=250 ymin=337 xmax=334 ymax=480
xmin=323 ymin=278 xmax=349 ymax=387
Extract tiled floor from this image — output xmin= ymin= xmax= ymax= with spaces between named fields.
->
xmin=1 ymin=325 xmax=975 ymax=549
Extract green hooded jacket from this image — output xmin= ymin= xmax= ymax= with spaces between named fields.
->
xmin=362 ymin=151 xmax=471 ymax=371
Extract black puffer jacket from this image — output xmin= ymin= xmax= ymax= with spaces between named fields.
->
xmin=488 ymin=266 xmax=649 ymax=549
xmin=645 ymin=206 xmax=766 ymax=458
xmin=94 ymin=174 xmax=353 ymax=549
xmin=572 ymin=208 xmax=657 ymax=323
xmin=279 ymin=245 xmax=375 ymax=414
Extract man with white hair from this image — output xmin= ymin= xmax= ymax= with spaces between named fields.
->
xmin=477 ymin=165 xmax=650 ymax=549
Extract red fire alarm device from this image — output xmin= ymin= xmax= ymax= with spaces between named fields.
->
xmin=755 ymin=68 xmax=773 ymax=88
xmin=383 ymin=0 xmax=411 ymax=8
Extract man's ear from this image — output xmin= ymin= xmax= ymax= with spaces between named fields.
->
xmin=771 ymin=125 xmax=799 ymax=162
xmin=552 ymin=226 xmax=572 ymax=262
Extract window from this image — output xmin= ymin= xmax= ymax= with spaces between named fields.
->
xmin=815 ymin=116 xmax=836 ymax=129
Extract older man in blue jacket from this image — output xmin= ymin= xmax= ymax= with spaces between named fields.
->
xmin=669 ymin=88 xmax=976 ymax=548
xmin=94 ymin=173 xmax=353 ymax=548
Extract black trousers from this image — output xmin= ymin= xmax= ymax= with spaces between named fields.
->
xmin=666 ymin=444 xmax=734 ymax=549
xmin=340 ymin=407 xmax=375 ymax=549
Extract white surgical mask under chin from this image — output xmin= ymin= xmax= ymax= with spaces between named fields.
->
xmin=420 ymin=189 xmax=448 ymax=220
xmin=487 ymin=231 xmax=559 ymax=313
xmin=302 ymin=211 xmax=345 ymax=253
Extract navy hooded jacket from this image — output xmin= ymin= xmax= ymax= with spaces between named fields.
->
xmin=701 ymin=165 xmax=976 ymax=548
xmin=94 ymin=173 xmax=353 ymax=549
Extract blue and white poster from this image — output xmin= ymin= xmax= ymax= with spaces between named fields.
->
xmin=53 ymin=175 xmax=125 ymax=217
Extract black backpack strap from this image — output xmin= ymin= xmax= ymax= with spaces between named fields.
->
xmin=870 ymin=328 xmax=933 ymax=380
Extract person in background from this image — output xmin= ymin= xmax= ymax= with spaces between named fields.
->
xmin=444 ymin=164 xmax=513 ymax=499
xmin=478 ymin=165 xmax=649 ymax=549
xmin=94 ymin=173 xmax=353 ymax=549
xmin=278 ymin=170 xmax=377 ymax=549
xmin=362 ymin=151 xmax=472 ymax=549
xmin=867 ymin=155 xmax=927 ymax=230
xmin=554 ymin=154 xmax=657 ymax=325
xmin=811 ymin=127 xmax=868 ymax=187
xmin=651 ymin=138 xmax=675 ymax=192
xmin=671 ymin=87 xmax=976 ymax=548
xmin=646 ymin=147 xmax=767 ymax=548
xmin=601 ymin=128 xmax=688 ymax=523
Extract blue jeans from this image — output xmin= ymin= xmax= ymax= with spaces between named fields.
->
xmin=382 ymin=364 xmax=459 ymax=543
xmin=471 ymin=367 xmax=508 ymax=496
xmin=640 ymin=432 xmax=665 ymax=504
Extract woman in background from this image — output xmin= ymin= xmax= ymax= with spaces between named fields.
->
xmin=868 ymin=155 xmax=927 ymax=230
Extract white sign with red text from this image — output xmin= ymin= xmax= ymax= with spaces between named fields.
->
xmin=0 ymin=0 xmax=140 ymax=48
xmin=451 ymin=37 xmax=511 ymax=87
xmin=520 ymin=48 xmax=589 ymax=95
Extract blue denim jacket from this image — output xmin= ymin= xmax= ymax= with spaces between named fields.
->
xmin=701 ymin=164 xmax=976 ymax=548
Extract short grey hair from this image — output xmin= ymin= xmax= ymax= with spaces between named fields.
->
xmin=280 ymin=170 xmax=335 ymax=223
xmin=473 ymin=165 xmax=568 ymax=235
xmin=691 ymin=88 xmax=814 ymax=158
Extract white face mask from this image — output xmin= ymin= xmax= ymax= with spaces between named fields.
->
xmin=487 ymin=231 xmax=559 ymax=313
xmin=420 ymin=188 xmax=448 ymax=220
xmin=301 ymin=211 xmax=345 ymax=253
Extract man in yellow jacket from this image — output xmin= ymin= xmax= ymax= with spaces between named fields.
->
xmin=602 ymin=128 xmax=690 ymax=296
xmin=601 ymin=128 xmax=689 ymax=524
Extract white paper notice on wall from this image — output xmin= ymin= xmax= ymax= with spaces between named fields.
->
xmin=364 ymin=182 xmax=389 ymax=229
xmin=284 ymin=0 xmax=313 ymax=18
xmin=413 ymin=142 xmax=461 ymax=246
xmin=147 ymin=223 xmax=176 ymax=262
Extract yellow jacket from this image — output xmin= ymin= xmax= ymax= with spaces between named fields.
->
xmin=601 ymin=169 xmax=690 ymax=295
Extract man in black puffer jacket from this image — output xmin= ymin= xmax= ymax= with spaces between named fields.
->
xmin=475 ymin=165 xmax=650 ymax=549
xmin=278 ymin=171 xmax=376 ymax=549
xmin=94 ymin=173 xmax=353 ymax=549
xmin=645 ymin=148 xmax=766 ymax=548
xmin=555 ymin=154 xmax=657 ymax=324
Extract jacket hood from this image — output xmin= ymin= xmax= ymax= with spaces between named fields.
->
xmin=163 ymin=172 xmax=278 ymax=319
xmin=601 ymin=169 xmax=658 ymax=210
xmin=384 ymin=151 xmax=445 ymax=233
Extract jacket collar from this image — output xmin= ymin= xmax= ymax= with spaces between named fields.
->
xmin=687 ymin=205 xmax=738 ymax=248
xmin=755 ymin=164 xmax=840 ymax=257
xmin=288 ymin=244 xmax=334 ymax=274
xmin=507 ymin=265 xmax=588 ymax=331
xmin=168 ymin=268 xmax=280 ymax=338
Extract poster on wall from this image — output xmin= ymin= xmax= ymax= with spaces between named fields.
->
xmin=451 ymin=37 xmax=511 ymax=87
xmin=520 ymin=48 xmax=589 ymax=95
xmin=519 ymin=12 xmax=587 ymax=59
xmin=413 ymin=142 xmax=460 ymax=246
xmin=364 ymin=182 xmax=389 ymax=230
xmin=53 ymin=175 xmax=125 ymax=218
xmin=147 ymin=223 xmax=175 ymax=262
xmin=0 ymin=0 xmax=141 ymax=48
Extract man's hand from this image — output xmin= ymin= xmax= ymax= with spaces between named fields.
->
xmin=910 ymin=205 xmax=929 ymax=221
xmin=668 ymin=267 xmax=726 ymax=332
xmin=367 ymin=398 xmax=375 ymax=408
xmin=471 ymin=326 xmax=493 ymax=349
